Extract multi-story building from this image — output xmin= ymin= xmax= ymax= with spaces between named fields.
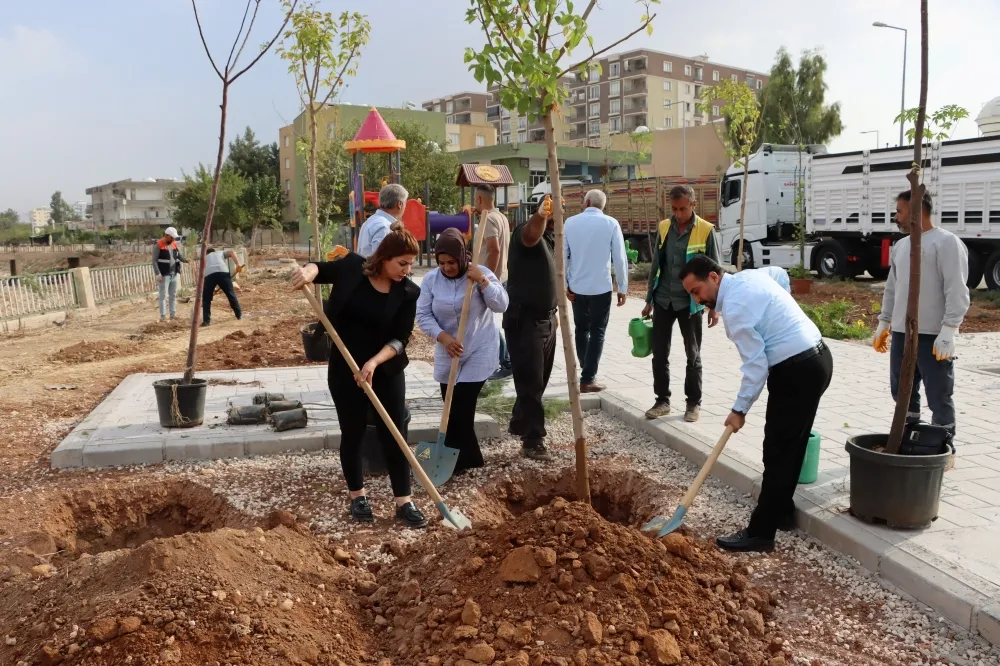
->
xmin=278 ymin=103 xmax=447 ymax=231
xmin=72 ymin=201 xmax=87 ymax=220
xmin=486 ymin=77 xmax=576 ymax=147
xmin=421 ymin=92 xmax=497 ymax=151
xmin=85 ymin=178 xmax=181 ymax=229
xmin=488 ymin=49 xmax=768 ymax=149
xmin=28 ymin=208 xmax=51 ymax=232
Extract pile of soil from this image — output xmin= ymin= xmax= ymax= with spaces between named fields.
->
xmin=52 ymin=340 xmax=141 ymax=365
xmin=373 ymin=498 xmax=790 ymax=666
xmin=139 ymin=319 xmax=190 ymax=337
xmin=195 ymin=320 xmax=320 ymax=371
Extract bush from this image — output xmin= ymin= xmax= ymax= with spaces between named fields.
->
xmin=630 ymin=262 xmax=652 ymax=282
xmin=799 ymin=299 xmax=870 ymax=340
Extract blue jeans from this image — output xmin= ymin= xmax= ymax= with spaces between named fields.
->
xmin=158 ymin=273 xmax=179 ymax=318
xmin=889 ymin=331 xmax=956 ymax=433
xmin=571 ymin=291 xmax=612 ymax=385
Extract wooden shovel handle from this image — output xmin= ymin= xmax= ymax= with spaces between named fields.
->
xmin=679 ymin=426 xmax=735 ymax=509
xmin=301 ymin=288 xmax=447 ymax=503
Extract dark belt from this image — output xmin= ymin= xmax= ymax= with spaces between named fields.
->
xmin=508 ymin=303 xmax=557 ymax=319
xmin=774 ymin=341 xmax=827 ymax=369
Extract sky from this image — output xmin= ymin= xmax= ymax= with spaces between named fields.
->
xmin=1 ymin=0 xmax=998 ymax=217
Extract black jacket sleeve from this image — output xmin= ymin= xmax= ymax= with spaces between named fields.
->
xmin=389 ymin=281 xmax=420 ymax=348
xmin=313 ymin=252 xmax=362 ymax=284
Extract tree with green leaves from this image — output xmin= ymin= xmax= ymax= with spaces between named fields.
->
xmin=49 ymin=191 xmax=74 ymax=227
xmin=0 ymin=208 xmax=19 ymax=230
xmin=894 ymin=104 xmax=968 ymax=144
xmin=465 ymin=0 xmax=657 ymax=503
xmin=277 ymin=0 xmax=370 ymax=298
xmin=170 ymin=165 xmax=248 ymax=234
xmin=241 ymin=174 xmax=283 ymax=245
xmin=701 ymin=80 xmax=761 ymax=270
xmin=226 ymin=126 xmax=279 ymax=182
xmin=758 ymin=47 xmax=843 ymax=147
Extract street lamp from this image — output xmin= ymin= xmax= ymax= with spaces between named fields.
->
xmin=861 ymin=129 xmax=880 ymax=149
xmin=873 ymin=21 xmax=907 ymax=146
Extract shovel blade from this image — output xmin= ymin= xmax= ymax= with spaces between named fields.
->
xmin=415 ymin=433 xmax=460 ymax=487
xmin=436 ymin=501 xmax=472 ymax=530
xmin=655 ymin=505 xmax=688 ymax=538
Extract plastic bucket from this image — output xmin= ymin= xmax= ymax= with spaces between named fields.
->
xmin=153 ymin=378 xmax=208 ymax=428
xmin=797 ymin=430 xmax=821 ymax=484
xmin=301 ymin=322 xmax=331 ymax=362
xmin=845 ymin=433 xmax=950 ymax=529
xmin=361 ymin=405 xmax=411 ymax=476
xmin=628 ymin=317 xmax=654 ymax=358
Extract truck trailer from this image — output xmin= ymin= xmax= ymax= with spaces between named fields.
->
xmin=717 ymin=137 xmax=1000 ymax=289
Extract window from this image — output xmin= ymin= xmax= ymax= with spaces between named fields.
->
xmin=746 ymin=75 xmax=755 ymax=86
xmin=588 ymin=84 xmax=600 ymax=100
xmin=610 ymin=62 xmax=620 ymax=78
xmin=446 ymin=101 xmax=453 ymax=113
xmin=712 ymin=105 xmax=720 ymax=116
xmin=664 ymin=117 xmax=673 ymax=129
xmin=284 ymin=179 xmax=290 ymax=193
xmin=723 ymin=178 xmax=742 ymax=207
xmin=684 ymin=64 xmax=692 ymax=76
xmin=685 ymin=84 xmax=691 ymax=95
xmin=757 ymin=79 xmax=763 ymax=90
xmin=663 ymin=99 xmax=672 ymax=108
xmin=713 ymin=70 xmax=720 ymax=82
xmin=530 ymin=170 xmax=547 ymax=187
xmin=502 ymin=118 xmax=510 ymax=132
xmin=434 ymin=104 xmax=441 ymax=112
xmin=589 ymin=64 xmax=600 ymax=80
xmin=448 ymin=133 xmax=460 ymax=147
xmin=589 ymin=120 xmax=600 ymax=135
xmin=609 ymin=80 xmax=620 ymax=96
xmin=589 ymin=102 xmax=600 ymax=118
xmin=475 ymin=133 xmax=486 ymax=147
xmin=695 ymin=85 xmax=702 ymax=99
xmin=518 ymin=131 xmax=526 ymax=143
xmin=518 ymin=116 xmax=527 ymax=129
xmin=732 ymin=73 xmax=738 ymax=82
xmin=610 ymin=117 xmax=622 ymax=132
xmin=446 ymin=115 xmax=454 ymax=124
xmin=501 ymin=107 xmax=510 ymax=118
xmin=685 ymin=102 xmax=692 ymax=112
xmin=502 ymin=133 xmax=511 ymax=144
xmin=663 ymin=61 xmax=673 ymax=73
xmin=662 ymin=80 xmax=672 ymax=92
xmin=610 ymin=98 xmax=621 ymax=115
xmin=284 ymin=158 xmax=290 ymax=169
xmin=695 ymin=67 xmax=703 ymax=81
xmin=327 ymin=122 xmax=335 ymax=138
xmin=283 ymin=135 xmax=289 ymax=148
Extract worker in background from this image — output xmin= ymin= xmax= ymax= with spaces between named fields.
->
xmin=473 ymin=184 xmax=513 ymax=381
xmin=504 ymin=196 xmax=558 ymax=461
xmin=874 ymin=189 xmax=970 ymax=438
xmin=357 ymin=183 xmax=408 ymax=258
xmin=201 ymin=247 xmax=243 ymax=326
xmin=564 ymin=189 xmax=628 ymax=393
xmin=680 ymin=255 xmax=833 ymax=552
xmin=642 ymin=185 xmax=722 ymax=423
xmin=153 ymin=226 xmax=189 ymax=322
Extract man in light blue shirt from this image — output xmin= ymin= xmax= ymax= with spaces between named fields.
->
xmin=564 ymin=189 xmax=629 ymax=392
xmin=357 ymin=183 xmax=407 ymax=257
xmin=758 ymin=266 xmax=790 ymax=293
xmin=680 ymin=255 xmax=833 ymax=553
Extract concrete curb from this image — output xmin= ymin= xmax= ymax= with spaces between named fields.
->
xmin=583 ymin=390 xmax=1000 ymax=647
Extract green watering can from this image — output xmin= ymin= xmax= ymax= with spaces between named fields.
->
xmin=628 ymin=316 xmax=654 ymax=358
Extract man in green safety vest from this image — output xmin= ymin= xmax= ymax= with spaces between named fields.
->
xmin=642 ymin=184 xmax=722 ymax=423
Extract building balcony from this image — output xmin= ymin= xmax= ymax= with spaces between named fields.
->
xmin=624 ymin=115 xmax=648 ymax=131
xmin=624 ymin=98 xmax=647 ymax=113
xmin=623 ymin=80 xmax=646 ymax=95
xmin=487 ymin=105 xmax=500 ymax=120
xmin=452 ymin=111 xmax=473 ymax=125
xmin=623 ymin=56 xmax=647 ymax=74
xmin=569 ymin=129 xmax=590 ymax=141
xmin=454 ymin=98 xmax=473 ymax=112
xmin=528 ymin=129 xmax=546 ymax=142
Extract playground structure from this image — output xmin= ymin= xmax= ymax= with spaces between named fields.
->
xmin=344 ymin=108 xmax=405 ymax=252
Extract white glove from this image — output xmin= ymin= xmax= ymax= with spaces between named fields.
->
xmin=873 ymin=320 xmax=890 ymax=353
xmin=933 ymin=326 xmax=957 ymax=361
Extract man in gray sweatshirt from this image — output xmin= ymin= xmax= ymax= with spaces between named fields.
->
xmin=874 ymin=189 xmax=970 ymax=436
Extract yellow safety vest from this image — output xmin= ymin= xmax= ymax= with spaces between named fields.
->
xmin=653 ymin=215 xmax=714 ymax=314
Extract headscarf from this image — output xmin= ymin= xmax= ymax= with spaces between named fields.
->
xmin=434 ymin=228 xmax=471 ymax=277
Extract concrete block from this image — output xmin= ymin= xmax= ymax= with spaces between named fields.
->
xmin=978 ymin=604 xmax=1000 ymax=645
xmin=879 ymin=549 xmax=992 ymax=630
xmin=82 ymin=439 xmax=165 ymax=468
xmin=473 ymin=414 xmax=502 ymax=439
xmin=245 ymin=429 xmax=326 ymax=457
xmin=164 ymin=435 xmax=246 ymax=462
xmin=803 ymin=511 xmax=894 ymax=574
xmin=50 ymin=438 xmax=85 ymax=469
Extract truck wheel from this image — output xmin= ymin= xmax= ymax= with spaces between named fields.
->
xmin=967 ymin=247 xmax=985 ymax=289
xmin=985 ymin=251 xmax=1000 ymax=291
xmin=813 ymin=241 xmax=848 ymax=280
xmin=731 ymin=241 xmax=754 ymax=270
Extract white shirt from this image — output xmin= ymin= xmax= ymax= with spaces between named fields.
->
xmin=204 ymin=251 xmax=230 ymax=276
xmin=564 ymin=207 xmax=629 ymax=296
xmin=716 ymin=271 xmax=822 ymax=414
xmin=357 ymin=209 xmax=395 ymax=257
xmin=757 ymin=266 xmax=790 ymax=293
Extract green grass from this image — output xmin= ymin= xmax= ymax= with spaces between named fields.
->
xmin=477 ymin=379 xmax=568 ymax=423
xmin=799 ymin=300 xmax=871 ymax=340
xmin=971 ymin=289 xmax=1000 ymax=308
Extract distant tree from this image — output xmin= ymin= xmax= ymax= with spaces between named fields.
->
xmin=49 ymin=191 xmax=74 ymax=226
xmin=170 ymin=165 xmax=248 ymax=233
xmin=226 ymin=126 xmax=279 ymax=182
xmin=0 ymin=208 xmax=19 ymax=230
xmin=758 ymin=47 xmax=843 ymax=147
xmin=241 ymin=174 xmax=283 ymax=245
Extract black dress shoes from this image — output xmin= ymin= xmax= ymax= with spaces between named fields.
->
xmin=716 ymin=528 xmax=775 ymax=553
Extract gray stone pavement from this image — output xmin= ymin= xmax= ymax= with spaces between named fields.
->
xmin=50 ymin=362 xmax=500 ymax=469
xmin=525 ymin=297 xmax=1000 ymax=643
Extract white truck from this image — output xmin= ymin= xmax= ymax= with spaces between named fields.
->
xmin=718 ymin=137 xmax=1000 ymax=289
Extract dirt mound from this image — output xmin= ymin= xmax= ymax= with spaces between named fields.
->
xmin=53 ymin=340 xmax=141 ymax=364
xmin=373 ymin=498 xmax=788 ymax=666
xmin=140 ymin=319 xmax=189 ymax=336
xmin=196 ymin=319 xmax=322 ymax=370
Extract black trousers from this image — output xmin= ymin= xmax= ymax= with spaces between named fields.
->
xmin=504 ymin=306 xmax=557 ymax=444
xmin=651 ymin=303 xmax=703 ymax=406
xmin=571 ymin=292 xmax=612 ymax=385
xmin=329 ymin=368 xmax=412 ymax=497
xmin=748 ymin=345 xmax=834 ymax=540
xmin=202 ymin=272 xmax=242 ymax=323
xmin=440 ymin=380 xmax=486 ymax=473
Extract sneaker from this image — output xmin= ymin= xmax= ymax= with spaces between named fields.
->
xmin=580 ymin=382 xmax=605 ymax=393
xmin=684 ymin=405 xmax=700 ymax=423
xmin=395 ymin=501 xmax=428 ymax=529
xmin=160 ymin=316 xmax=167 ymax=322
xmin=489 ymin=366 xmax=513 ymax=381
xmin=522 ymin=440 xmax=553 ymax=461
xmin=169 ymin=315 xmax=177 ymax=321
xmin=349 ymin=496 xmax=374 ymax=523
xmin=202 ymin=320 xmax=211 ymax=327
xmin=645 ymin=400 xmax=670 ymax=420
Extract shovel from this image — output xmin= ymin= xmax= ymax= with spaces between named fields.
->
xmin=300 ymin=287 xmax=472 ymax=531
xmin=643 ymin=426 xmax=734 ymax=537
xmin=416 ymin=210 xmax=490 ymax=486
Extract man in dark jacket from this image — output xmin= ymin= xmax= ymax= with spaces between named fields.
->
xmin=153 ymin=227 xmax=189 ymax=321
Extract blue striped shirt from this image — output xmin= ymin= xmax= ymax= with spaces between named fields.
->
xmin=564 ymin=207 xmax=629 ymax=296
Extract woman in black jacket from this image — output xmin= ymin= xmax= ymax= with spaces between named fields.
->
xmin=290 ymin=223 xmax=426 ymax=529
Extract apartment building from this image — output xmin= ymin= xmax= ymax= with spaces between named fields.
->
xmin=421 ymin=92 xmax=497 ymax=151
xmin=85 ymin=178 xmax=181 ymax=229
xmin=488 ymin=49 xmax=768 ymax=148
xmin=28 ymin=208 xmax=51 ymax=232
xmin=486 ymin=76 xmax=576 ymax=147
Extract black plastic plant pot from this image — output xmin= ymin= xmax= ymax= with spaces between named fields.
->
xmin=153 ymin=378 xmax=208 ymax=428
xmin=845 ymin=433 xmax=951 ymax=529
xmin=361 ymin=405 xmax=411 ymax=476
xmin=301 ymin=322 xmax=332 ymax=362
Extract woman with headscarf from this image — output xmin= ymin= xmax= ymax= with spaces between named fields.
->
xmin=416 ymin=228 xmax=508 ymax=475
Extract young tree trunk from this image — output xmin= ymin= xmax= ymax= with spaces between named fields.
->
xmin=736 ymin=162 xmax=749 ymax=270
xmin=886 ymin=0 xmax=930 ymax=455
xmin=182 ymin=82 xmax=230 ymax=385
xmin=308 ymin=103 xmax=321 ymax=300
xmin=544 ymin=113 xmax=591 ymax=505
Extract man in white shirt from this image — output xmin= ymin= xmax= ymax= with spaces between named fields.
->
xmin=873 ymin=189 xmax=970 ymax=436
xmin=474 ymin=184 xmax=514 ymax=380
xmin=680 ymin=254 xmax=833 ymax=553
xmin=357 ymin=183 xmax=407 ymax=257
xmin=201 ymin=247 xmax=243 ymax=326
xmin=564 ymin=189 xmax=629 ymax=392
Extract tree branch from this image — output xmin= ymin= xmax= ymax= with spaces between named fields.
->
xmin=319 ymin=45 xmax=361 ymax=107
xmin=482 ymin=2 xmax=524 ymax=67
xmin=558 ymin=13 xmax=657 ymax=78
xmin=228 ymin=0 xmax=262 ymax=75
xmin=224 ymin=0 xmax=255 ymax=74
xmin=230 ymin=0 xmax=298 ymax=83
xmin=191 ymin=0 xmax=224 ymax=80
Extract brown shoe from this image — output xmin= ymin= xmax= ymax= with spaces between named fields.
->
xmin=684 ymin=405 xmax=700 ymax=422
xmin=645 ymin=400 xmax=670 ymax=419
xmin=580 ymin=382 xmax=605 ymax=393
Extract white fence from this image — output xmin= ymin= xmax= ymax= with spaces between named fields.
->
xmin=91 ymin=263 xmax=195 ymax=304
xmin=0 ymin=271 xmax=77 ymax=320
